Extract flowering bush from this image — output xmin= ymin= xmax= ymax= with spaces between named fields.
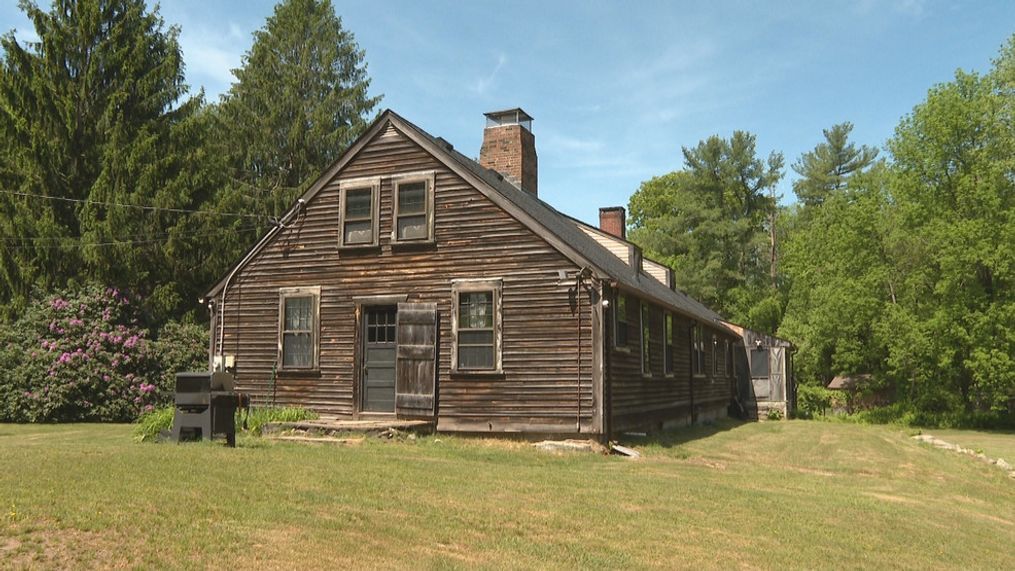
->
xmin=0 ymin=284 xmax=168 ymax=422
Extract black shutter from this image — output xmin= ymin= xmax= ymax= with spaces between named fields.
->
xmin=395 ymin=302 xmax=437 ymax=417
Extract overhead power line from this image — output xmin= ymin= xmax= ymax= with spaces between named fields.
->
xmin=0 ymin=225 xmax=260 ymax=250
xmin=0 ymin=189 xmax=264 ymax=219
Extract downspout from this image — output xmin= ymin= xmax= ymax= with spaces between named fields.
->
xmin=215 ymin=199 xmax=306 ymax=368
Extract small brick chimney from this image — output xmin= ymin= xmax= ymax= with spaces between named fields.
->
xmin=599 ymin=206 xmax=626 ymax=239
xmin=479 ymin=108 xmax=537 ymax=195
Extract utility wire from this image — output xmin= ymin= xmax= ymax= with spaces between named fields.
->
xmin=0 ymin=225 xmax=260 ymax=250
xmin=0 ymin=189 xmax=264 ymax=219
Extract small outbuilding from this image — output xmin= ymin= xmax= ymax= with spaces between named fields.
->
xmin=722 ymin=322 xmax=794 ymax=419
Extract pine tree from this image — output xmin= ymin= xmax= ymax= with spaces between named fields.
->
xmin=0 ymin=0 xmax=209 ymax=319
xmin=628 ymin=132 xmax=783 ymax=323
xmin=214 ymin=0 xmax=380 ymax=229
xmin=791 ymin=122 xmax=878 ymax=207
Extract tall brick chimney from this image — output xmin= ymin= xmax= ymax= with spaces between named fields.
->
xmin=599 ymin=206 xmax=626 ymax=239
xmin=479 ymin=108 xmax=537 ymax=195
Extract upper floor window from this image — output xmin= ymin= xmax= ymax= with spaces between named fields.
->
xmin=278 ymin=286 xmax=320 ymax=370
xmin=392 ymin=172 xmax=435 ymax=243
xmin=339 ymin=177 xmax=379 ymax=247
xmin=614 ymin=293 xmax=629 ymax=348
xmin=664 ymin=313 xmax=674 ymax=376
xmin=451 ymin=278 xmax=503 ymax=373
xmin=692 ymin=324 xmax=705 ymax=377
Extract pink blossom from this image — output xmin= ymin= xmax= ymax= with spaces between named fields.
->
xmin=144 ymin=404 xmax=154 ymax=412
xmin=123 ymin=335 xmax=139 ymax=349
xmin=139 ymin=382 xmax=155 ymax=394
xmin=102 ymin=374 xmax=110 ymax=382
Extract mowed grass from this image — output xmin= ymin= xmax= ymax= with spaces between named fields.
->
xmin=1 ymin=421 xmax=1013 ymax=570
xmin=924 ymin=428 xmax=1015 ymax=461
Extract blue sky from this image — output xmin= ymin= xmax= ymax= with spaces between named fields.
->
xmin=3 ymin=1 xmax=1013 ymax=224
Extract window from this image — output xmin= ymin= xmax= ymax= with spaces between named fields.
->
xmin=751 ymin=347 xmax=770 ymax=378
xmin=712 ymin=336 xmax=720 ymax=377
xmin=392 ymin=172 xmax=435 ymax=243
xmin=278 ymin=287 xmax=320 ymax=369
xmin=339 ymin=178 xmax=379 ymax=247
xmin=614 ymin=293 xmax=629 ymax=348
xmin=692 ymin=324 xmax=705 ymax=376
xmin=641 ymin=302 xmax=651 ymax=375
xmin=452 ymin=279 xmax=502 ymax=373
xmin=664 ymin=313 xmax=674 ymax=375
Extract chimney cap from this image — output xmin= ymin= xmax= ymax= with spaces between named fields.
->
xmin=484 ymin=108 xmax=533 ymax=131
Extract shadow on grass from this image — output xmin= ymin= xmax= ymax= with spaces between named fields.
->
xmin=615 ymin=418 xmax=748 ymax=450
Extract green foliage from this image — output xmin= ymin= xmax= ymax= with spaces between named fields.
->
xmin=209 ymin=0 xmax=380 ymax=271
xmin=628 ymin=132 xmax=783 ymax=323
xmin=134 ymin=405 xmax=175 ymax=442
xmin=0 ymin=0 xmax=214 ymax=321
xmin=133 ymin=405 xmax=319 ymax=442
xmin=0 ymin=284 xmax=160 ymax=422
xmin=766 ymin=408 xmax=784 ymax=421
xmin=244 ymin=406 xmax=319 ymax=435
xmin=149 ymin=320 xmax=209 ymax=393
xmin=791 ymin=122 xmax=879 ymax=207
xmin=795 ymin=384 xmax=837 ymax=419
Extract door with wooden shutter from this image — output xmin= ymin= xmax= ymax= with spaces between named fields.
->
xmin=395 ymin=302 xmax=437 ymax=418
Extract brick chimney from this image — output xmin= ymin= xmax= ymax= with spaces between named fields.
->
xmin=479 ymin=108 xmax=537 ymax=195
xmin=599 ymin=206 xmax=626 ymax=239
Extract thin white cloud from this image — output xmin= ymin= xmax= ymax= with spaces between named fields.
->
xmin=470 ymin=53 xmax=507 ymax=95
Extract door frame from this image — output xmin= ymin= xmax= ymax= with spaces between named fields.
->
xmin=352 ymin=295 xmax=407 ymax=417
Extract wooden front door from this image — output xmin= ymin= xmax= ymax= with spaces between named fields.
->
xmin=362 ymin=307 xmax=397 ymax=413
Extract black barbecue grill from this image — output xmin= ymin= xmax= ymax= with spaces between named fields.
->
xmin=171 ymin=371 xmax=247 ymax=446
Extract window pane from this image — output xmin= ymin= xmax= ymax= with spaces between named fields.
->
xmin=397 ymin=215 xmax=428 ymax=240
xmin=751 ymin=348 xmax=770 ymax=378
xmin=283 ymin=332 xmax=312 ymax=367
xmin=345 ymin=189 xmax=372 ymax=218
xmin=344 ymin=220 xmax=372 ymax=244
xmin=459 ymin=291 xmax=493 ymax=328
xmin=458 ymin=345 xmax=494 ymax=369
xmin=284 ymin=296 xmax=312 ymax=331
xmin=397 ymin=182 xmax=426 ymax=214
xmin=459 ymin=330 xmax=494 ymax=345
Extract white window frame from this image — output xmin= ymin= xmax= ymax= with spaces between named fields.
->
xmin=391 ymin=170 xmax=436 ymax=244
xmin=338 ymin=176 xmax=380 ymax=248
xmin=451 ymin=278 xmax=503 ymax=374
xmin=277 ymin=286 xmax=321 ymax=371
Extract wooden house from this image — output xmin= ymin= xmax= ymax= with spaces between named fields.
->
xmin=203 ymin=108 xmax=742 ymax=438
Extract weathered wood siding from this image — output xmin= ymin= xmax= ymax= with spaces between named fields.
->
xmin=214 ymin=123 xmax=597 ymax=433
xmin=607 ymin=289 xmax=736 ymax=431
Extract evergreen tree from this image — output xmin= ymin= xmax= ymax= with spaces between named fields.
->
xmin=0 ymin=0 xmax=210 ymax=319
xmin=628 ymin=132 xmax=783 ymax=324
xmin=214 ymin=0 xmax=380 ymax=230
xmin=791 ymin=122 xmax=878 ymax=207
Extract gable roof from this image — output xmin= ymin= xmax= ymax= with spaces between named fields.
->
xmin=205 ymin=109 xmax=733 ymax=332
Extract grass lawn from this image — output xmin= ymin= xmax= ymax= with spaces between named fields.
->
xmin=1 ymin=421 xmax=1013 ymax=570
xmin=922 ymin=428 xmax=1015 ymax=462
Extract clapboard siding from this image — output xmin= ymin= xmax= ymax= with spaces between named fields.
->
xmin=607 ymin=290 xmax=737 ymax=431
xmin=214 ymin=124 xmax=596 ymax=432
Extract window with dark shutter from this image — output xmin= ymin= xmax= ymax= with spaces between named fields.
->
xmin=451 ymin=278 xmax=503 ymax=374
